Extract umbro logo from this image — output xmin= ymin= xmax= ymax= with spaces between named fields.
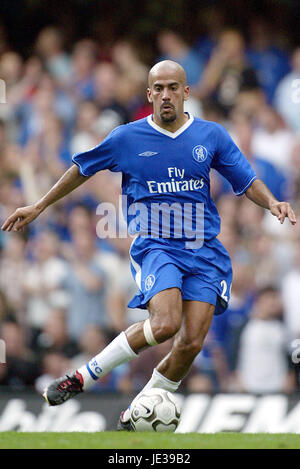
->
xmin=138 ymin=151 xmax=158 ymax=157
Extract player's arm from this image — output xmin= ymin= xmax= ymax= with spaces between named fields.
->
xmin=1 ymin=164 xmax=90 ymax=232
xmin=245 ymin=178 xmax=297 ymax=225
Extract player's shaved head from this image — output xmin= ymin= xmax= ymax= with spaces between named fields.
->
xmin=148 ymin=60 xmax=187 ymax=87
xmin=147 ymin=60 xmax=189 ymax=127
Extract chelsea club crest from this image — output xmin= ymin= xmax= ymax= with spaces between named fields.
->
xmin=193 ymin=145 xmax=208 ymax=163
xmin=145 ymin=274 xmax=155 ymax=291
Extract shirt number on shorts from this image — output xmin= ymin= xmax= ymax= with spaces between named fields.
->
xmin=220 ymin=280 xmax=229 ymax=302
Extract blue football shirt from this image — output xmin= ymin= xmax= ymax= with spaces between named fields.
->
xmin=72 ymin=114 xmax=257 ymax=243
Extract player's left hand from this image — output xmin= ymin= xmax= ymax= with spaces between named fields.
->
xmin=270 ymin=201 xmax=297 ymax=225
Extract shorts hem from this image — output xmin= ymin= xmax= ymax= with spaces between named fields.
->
xmin=128 ymin=283 xmax=182 ymax=310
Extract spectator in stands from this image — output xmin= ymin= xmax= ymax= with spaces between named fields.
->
xmin=0 ymin=320 xmax=40 ymax=388
xmin=61 ymin=230 xmax=112 ymax=340
xmin=70 ymin=100 xmax=100 ymax=154
xmin=230 ymin=110 xmax=290 ymax=201
xmin=290 ymin=139 xmax=300 ymax=198
xmin=62 ymin=204 xmax=127 ymax=332
xmin=193 ymin=7 xmax=225 ymax=64
xmin=251 ymin=104 xmax=295 ymax=174
xmin=19 ymin=72 xmax=75 ymax=147
xmin=0 ymin=51 xmax=23 ymax=89
xmin=0 ymin=52 xmax=24 ymax=124
xmin=157 ymin=30 xmax=204 ymax=86
xmin=246 ymin=17 xmax=290 ymax=103
xmin=93 ymin=62 xmax=129 ymax=125
xmin=33 ymin=309 xmax=79 ymax=359
xmin=0 ymin=289 xmax=13 ymax=322
xmin=212 ymin=260 xmax=255 ymax=376
xmin=274 ymin=47 xmax=300 ymax=133
xmin=194 ymin=29 xmax=260 ymax=116
xmin=70 ymin=39 xmax=98 ymax=101
xmin=236 ymin=286 xmax=295 ymax=393
xmin=187 ymin=330 xmax=229 ymax=392
xmin=23 ymin=231 xmax=69 ymax=333
xmin=237 ymin=197 xmax=265 ymax=238
xmin=0 ymin=233 xmax=27 ymax=313
xmin=282 ymin=245 xmax=300 ymax=344
xmin=248 ymin=233 xmax=282 ymax=288
xmin=112 ymin=40 xmax=149 ymax=116
xmin=1 ymin=55 xmax=44 ymax=129
xmin=35 ymin=26 xmax=71 ymax=84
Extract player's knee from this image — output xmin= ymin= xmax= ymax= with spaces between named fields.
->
xmin=148 ymin=298 xmax=182 ymax=344
xmin=152 ymin=317 xmax=181 ymax=343
xmin=175 ymin=336 xmax=203 ymax=359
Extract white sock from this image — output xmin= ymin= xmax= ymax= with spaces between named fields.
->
xmin=123 ymin=368 xmax=181 ymax=421
xmin=78 ymin=331 xmax=138 ymax=390
xmin=141 ymin=368 xmax=181 ymax=393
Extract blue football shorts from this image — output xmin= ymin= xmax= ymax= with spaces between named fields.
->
xmin=128 ymin=236 xmax=233 ymax=315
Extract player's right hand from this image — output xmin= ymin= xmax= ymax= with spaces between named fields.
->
xmin=1 ymin=204 xmax=43 ymax=232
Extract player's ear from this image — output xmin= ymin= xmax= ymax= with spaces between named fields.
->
xmin=183 ymin=85 xmax=190 ymax=101
xmin=147 ymin=88 xmax=153 ymax=103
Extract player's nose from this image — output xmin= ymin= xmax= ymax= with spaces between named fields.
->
xmin=162 ymin=89 xmax=171 ymax=100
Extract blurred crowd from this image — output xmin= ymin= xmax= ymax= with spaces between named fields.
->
xmin=0 ymin=15 xmax=300 ymax=396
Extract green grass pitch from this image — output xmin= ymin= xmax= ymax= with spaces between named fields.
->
xmin=0 ymin=432 xmax=300 ymax=449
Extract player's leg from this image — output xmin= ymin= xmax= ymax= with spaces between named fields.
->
xmin=118 ymin=300 xmax=214 ymax=429
xmin=126 ymin=287 xmax=183 ymax=350
xmin=134 ymin=300 xmax=214 ymax=393
xmin=81 ymin=287 xmax=182 ymax=386
xmin=155 ymin=300 xmax=215 ymax=382
xmin=43 ymin=287 xmax=183 ymax=406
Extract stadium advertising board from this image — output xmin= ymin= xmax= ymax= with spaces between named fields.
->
xmin=1 ymin=393 xmax=300 ymax=433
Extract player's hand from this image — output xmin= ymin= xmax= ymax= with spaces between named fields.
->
xmin=1 ymin=204 xmax=43 ymax=232
xmin=269 ymin=201 xmax=297 ymax=225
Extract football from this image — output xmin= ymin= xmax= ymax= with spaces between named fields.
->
xmin=129 ymin=388 xmax=181 ymax=432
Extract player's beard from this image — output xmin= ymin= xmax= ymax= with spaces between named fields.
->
xmin=160 ymin=103 xmax=177 ymax=123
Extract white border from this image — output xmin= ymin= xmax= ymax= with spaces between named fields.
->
xmin=235 ymin=176 xmax=257 ymax=196
xmin=147 ymin=114 xmax=194 ymax=139
xmin=129 ymin=237 xmax=142 ymax=290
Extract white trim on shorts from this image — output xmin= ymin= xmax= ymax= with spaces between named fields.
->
xmin=129 ymin=236 xmax=142 ymax=290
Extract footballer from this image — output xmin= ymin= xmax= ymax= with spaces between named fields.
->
xmin=1 ymin=60 xmax=296 ymax=430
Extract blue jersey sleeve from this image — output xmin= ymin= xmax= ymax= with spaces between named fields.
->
xmin=212 ymin=124 xmax=257 ymax=196
xmin=72 ymin=126 xmax=122 ymax=176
